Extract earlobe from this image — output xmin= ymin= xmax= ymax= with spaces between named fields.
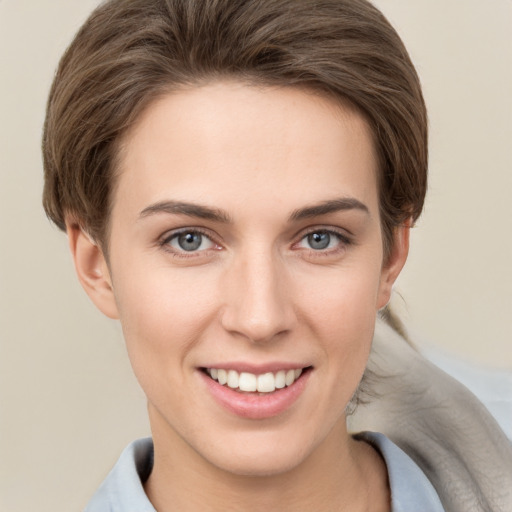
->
xmin=377 ymin=221 xmax=411 ymax=310
xmin=67 ymin=224 xmax=119 ymax=319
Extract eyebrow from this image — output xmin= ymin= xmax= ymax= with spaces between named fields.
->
xmin=139 ymin=196 xmax=369 ymax=223
xmin=289 ymin=197 xmax=369 ymax=221
xmin=139 ymin=200 xmax=232 ymax=223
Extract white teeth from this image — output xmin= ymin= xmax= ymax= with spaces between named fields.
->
xmin=227 ymin=370 xmax=239 ymax=389
xmin=285 ymin=369 xmax=296 ymax=386
xmin=257 ymin=372 xmax=276 ymax=393
xmin=206 ymin=367 xmax=305 ymax=393
xmin=275 ymin=370 xmax=286 ymax=389
xmin=239 ymin=372 xmax=257 ymax=392
xmin=217 ymin=369 xmax=227 ymax=385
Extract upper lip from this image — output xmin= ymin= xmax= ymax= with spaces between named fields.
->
xmin=199 ymin=362 xmax=312 ymax=374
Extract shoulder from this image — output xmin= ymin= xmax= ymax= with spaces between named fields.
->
xmin=355 ymin=431 xmax=445 ymax=512
xmin=351 ymin=318 xmax=512 ymax=511
xmin=84 ymin=438 xmax=155 ymax=512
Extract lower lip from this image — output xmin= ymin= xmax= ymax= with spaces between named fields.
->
xmin=199 ymin=369 xmax=311 ymax=420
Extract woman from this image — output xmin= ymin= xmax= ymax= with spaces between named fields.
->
xmin=42 ymin=0 xmax=512 ymax=510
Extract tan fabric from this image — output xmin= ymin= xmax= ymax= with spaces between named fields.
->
xmin=349 ymin=319 xmax=512 ymax=512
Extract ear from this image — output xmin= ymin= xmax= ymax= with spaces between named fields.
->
xmin=66 ymin=223 xmax=119 ymax=319
xmin=377 ymin=220 xmax=411 ymax=310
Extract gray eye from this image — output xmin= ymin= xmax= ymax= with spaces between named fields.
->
xmin=177 ymin=232 xmax=203 ymax=251
xmin=307 ymin=232 xmax=331 ymax=250
xmin=165 ymin=230 xmax=216 ymax=253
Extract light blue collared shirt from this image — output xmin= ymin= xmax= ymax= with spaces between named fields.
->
xmin=84 ymin=432 xmax=445 ymax=511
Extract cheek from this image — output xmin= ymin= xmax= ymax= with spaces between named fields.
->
xmin=299 ymin=258 xmax=382 ymax=331
xmin=111 ymin=259 xmax=220 ymax=372
xmin=297 ymin=260 xmax=382 ymax=381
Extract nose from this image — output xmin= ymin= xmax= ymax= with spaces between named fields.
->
xmin=220 ymin=249 xmax=296 ymax=344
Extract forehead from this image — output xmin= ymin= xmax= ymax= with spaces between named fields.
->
xmin=114 ymin=81 xmax=379 ymax=221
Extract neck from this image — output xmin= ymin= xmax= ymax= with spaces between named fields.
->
xmin=144 ymin=409 xmax=390 ymax=512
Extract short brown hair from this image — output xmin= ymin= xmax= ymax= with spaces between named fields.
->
xmin=42 ymin=0 xmax=428 ymax=255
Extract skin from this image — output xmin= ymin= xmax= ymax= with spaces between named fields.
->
xmin=68 ymin=82 xmax=409 ymax=511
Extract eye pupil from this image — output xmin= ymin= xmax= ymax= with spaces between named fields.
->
xmin=178 ymin=232 xmax=202 ymax=251
xmin=308 ymin=232 xmax=330 ymax=250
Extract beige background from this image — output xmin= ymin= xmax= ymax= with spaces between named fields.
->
xmin=1 ymin=1 xmax=510 ymax=510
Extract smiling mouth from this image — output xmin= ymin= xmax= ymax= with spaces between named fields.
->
xmin=202 ymin=367 xmax=311 ymax=394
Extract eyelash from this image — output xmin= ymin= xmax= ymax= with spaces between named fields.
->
xmin=159 ymin=227 xmax=220 ymax=258
xmin=158 ymin=226 xmax=352 ymax=258
xmin=294 ymin=227 xmax=353 ymax=256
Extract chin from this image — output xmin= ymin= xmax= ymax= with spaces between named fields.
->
xmin=212 ymin=447 xmax=310 ymax=478
xmin=194 ymin=426 xmax=324 ymax=478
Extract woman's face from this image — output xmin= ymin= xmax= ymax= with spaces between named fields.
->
xmin=90 ymin=82 xmax=406 ymax=476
